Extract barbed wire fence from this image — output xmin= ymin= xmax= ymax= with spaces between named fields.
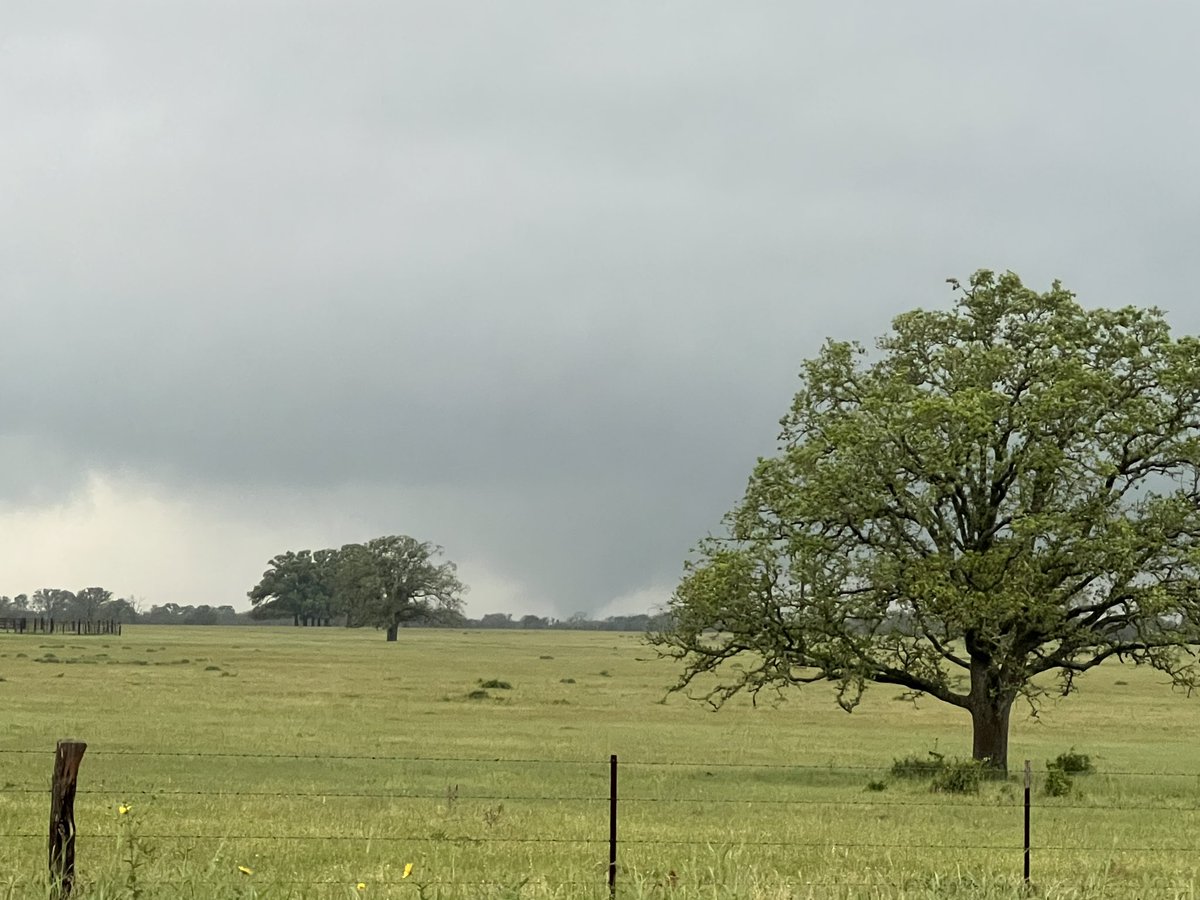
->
xmin=5 ymin=744 xmax=1200 ymax=896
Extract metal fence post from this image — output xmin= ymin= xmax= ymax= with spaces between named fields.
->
xmin=609 ymin=754 xmax=617 ymax=896
xmin=1023 ymin=759 xmax=1032 ymax=885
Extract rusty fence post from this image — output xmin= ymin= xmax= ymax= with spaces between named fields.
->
xmin=49 ymin=740 xmax=87 ymax=898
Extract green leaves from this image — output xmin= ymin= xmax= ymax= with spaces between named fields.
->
xmin=248 ymin=536 xmax=466 ymax=634
xmin=338 ymin=535 xmax=466 ymax=632
xmin=654 ymin=270 xmax=1200 ymax=752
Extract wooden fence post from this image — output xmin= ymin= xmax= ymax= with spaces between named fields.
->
xmin=49 ymin=740 xmax=87 ymax=898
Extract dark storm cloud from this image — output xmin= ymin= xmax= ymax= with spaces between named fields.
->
xmin=3 ymin=2 xmax=1200 ymax=609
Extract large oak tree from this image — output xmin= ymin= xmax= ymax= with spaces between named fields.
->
xmin=250 ymin=536 xmax=466 ymax=639
xmin=651 ymin=271 xmax=1200 ymax=772
xmin=336 ymin=536 xmax=466 ymax=640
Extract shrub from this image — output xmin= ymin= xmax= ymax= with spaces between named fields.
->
xmin=1052 ymin=747 xmax=1094 ymax=775
xmin=559 ymin=678 xmax=576 ymax=684
xmin=466 ymin=689 xmax=490 ymax=700
xmin=891 ymin=750 xmax=945 ymax=779
xmin=479 ymin=679 xmax=512 ymax=690
xmin=930 ymin=759 xmax=984 ymax=794
xmin=1044 ymin=765 xmax=1073 ymax=797
xmin=865 ymin=779 xmax=887 ymax=792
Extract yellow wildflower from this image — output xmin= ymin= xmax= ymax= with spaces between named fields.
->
xmin=117 ymin=804 xmax=130 ymax=815
xmin=237 ymin=865 xmax=253 ymax=876
xmin=402 ymin=863 xmax=413 ymax=879
xmin=356 ymin=884 xmax=366 ymax=892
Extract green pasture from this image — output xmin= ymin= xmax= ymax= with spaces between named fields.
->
xmin=1 ymin=626 xmax=1199 ymax=899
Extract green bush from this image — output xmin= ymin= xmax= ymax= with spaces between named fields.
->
xmin=1052 ymin=747 xmax=1094 ymax=775
xmin=930 ymin=758 xmax=984 ymax=794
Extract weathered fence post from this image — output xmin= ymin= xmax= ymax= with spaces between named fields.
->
xmin=1023 ymin=759 xmax=1031 ymax=885
xmin=49 ymin=740 xmax=87 ymax=898
xmin=609 ymin=754 xmax=618 ymax=896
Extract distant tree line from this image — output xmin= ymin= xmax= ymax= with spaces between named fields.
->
xmin=0 ymin=588 xmax=140 ymax=623
xmin=0 ymin=589 xmax=246 ymax=626
xmin=0 ymin=575 xmax=668 ymax=635
xmin=475 ymin=612 xmax=673 ymax=632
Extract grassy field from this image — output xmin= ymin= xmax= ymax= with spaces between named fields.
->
xmin=1 ymin=626 xmax=1200 ymax=899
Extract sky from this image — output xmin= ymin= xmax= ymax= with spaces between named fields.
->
xmin=3 ymin=2 xmax=1200 ymax=618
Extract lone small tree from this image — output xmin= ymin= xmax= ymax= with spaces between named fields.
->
xmin=651 ymin=271 xmax=1200 ymax=773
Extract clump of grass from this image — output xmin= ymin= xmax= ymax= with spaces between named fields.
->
xmin=1044 ymin=764 xmax=1074 ymax=797
xmin=482 ymin=803 xmax=504 ymax=827
xmin=930 ymin=758 xmax=985 ymax=794
xmin=467 ymin=689 xmax=491 ymax=700
xmin=865 ymin=779 xmax=887 ymax=792
xmin=598 ymin=670 xmax=611 ymax=677
xmin=559 ymin=677 xmax=576 ymax=684
xmin=478 ymin=679 xmax=512 ymax=690
xmin=205 ymin=665 xmax=222 ymax=671
xmin=538 ymin=655 xmax=554 ymax=660
xmin=891 ymin=749 xmax=945 ymax=779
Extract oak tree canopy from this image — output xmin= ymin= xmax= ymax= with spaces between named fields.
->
xmin=651 ymin=271 xmax=1200 ymax=772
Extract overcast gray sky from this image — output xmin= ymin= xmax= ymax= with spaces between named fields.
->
xmin=3 ymin=2 xmax=1199 ymax=617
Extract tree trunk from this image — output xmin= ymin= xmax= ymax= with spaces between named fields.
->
xmin=969 ymin=699 xmax=1013 ymax=773
xmin=386 ymin=624 xmax=398 ymax=641
xmin=968 ymin=661 xmax=1015 ymax=774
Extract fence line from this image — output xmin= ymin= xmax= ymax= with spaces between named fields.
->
xmin=7 ymin=784 xmax=1200 ymax=813
xmin=9 ymin=740 xmax=1200 ymax=896
xmin=8 ymin=830 xmax=1200 ymax=855
xmin=1 ymin=745 xmax=1198 ymax=778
